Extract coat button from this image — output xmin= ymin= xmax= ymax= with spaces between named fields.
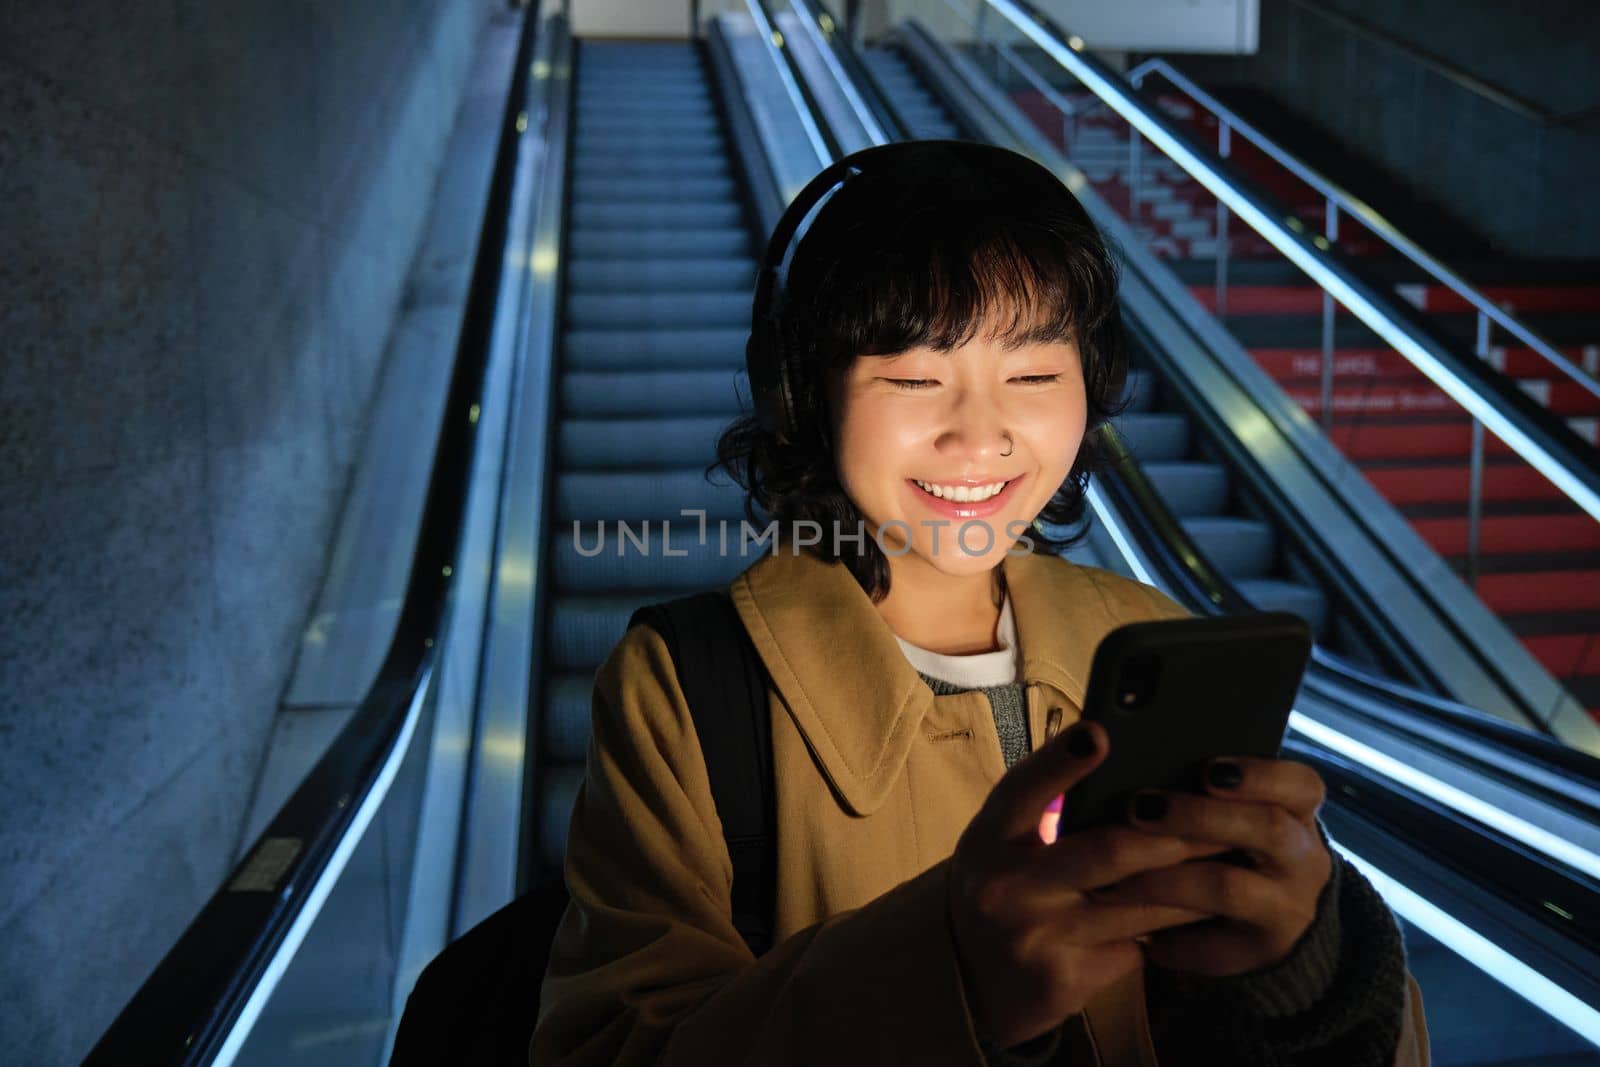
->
xmin=1045 ymin=706 xmax=1064 ymax=739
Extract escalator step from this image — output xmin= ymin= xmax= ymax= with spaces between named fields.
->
xmin=576 ymin=132 xmax=725 ymax=155
xmin=573 ymin=154 xmax=729 ymax=178
xmin=1141 ymin=462 xmax=1229 ymax=516
xmin=567 ymin=257 xmax=755 ymax=294
xmin=559 ymin=417 xmax=732 ymax=469
xmin=578 ymin=115 xmax=721 ymax=137
xmin=1234 ymin=578 xmax=1329 ymax=638
xmin=556 ymin=470 xmax=747 ymax=523
xmin=1182 ymin=516 xmax=1277 ymax=580
xmin=546 ymin=591 xmax=722 ymax=672
xmin=1113 ymin=412 xmax=1190 ymax=461
xmin=566 ymin=291 xmax=748 ymax=329
xmin=562 ymin=327 xmax=746 ymax=369
xmin=561 ymin=370 xmax=743 ymax=417
xmin=551 ymin=529 xmax=754 ymax=593
xmin=570 ymin=200 xmax=745 ymax=229
xmin=575 ymin=95 xmax=715 ymax=116
xmin=569 ymin=227 xmax=748 ymax=258
xmin=572 ymin=175 xmax=738 ymax=202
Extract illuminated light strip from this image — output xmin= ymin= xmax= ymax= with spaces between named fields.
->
xmin=985 ymin=0 xmax=1600 ymax=524
xmin=1290 ymin=712 xmax=1600 ymax=882
xmin=1085 ymin=482 xmax=1156 ymax=585
xmin=1331 ymin=840 xmax=1600 ymax=1047
xmin=1087 ymin=482 xmax=1600 ymax=881
xmin=212 ymin=665 xmax=434 ymax=1067
xmin=745 ymin=0 xmax=832 ymax=169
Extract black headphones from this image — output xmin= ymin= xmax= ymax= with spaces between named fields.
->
xmin=745 ymin=156 xmax=868 ymax=440
xmin=745 ymin=140 xmax=1065 ymax=441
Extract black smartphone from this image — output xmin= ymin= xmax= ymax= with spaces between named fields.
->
xmin=1051 ymin=612 xmax=1313 ymax=839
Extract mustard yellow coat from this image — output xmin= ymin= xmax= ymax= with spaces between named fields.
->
xmin=532 ymin=545 xmax=1429 ymax=1065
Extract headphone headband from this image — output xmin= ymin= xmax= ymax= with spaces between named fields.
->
xmin=747 ymin=159 xmax=871 ymax=438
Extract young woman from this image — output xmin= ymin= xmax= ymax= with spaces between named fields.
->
xmin=531 ymin=140 xmax=1428 ymax=1066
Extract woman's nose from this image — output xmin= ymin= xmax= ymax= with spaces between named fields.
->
xmin=936 ymin=405 xmax=1012 ymax=461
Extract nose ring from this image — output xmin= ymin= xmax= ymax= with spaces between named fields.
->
xmin=999 ymin=432 xmax=1014 ymax=457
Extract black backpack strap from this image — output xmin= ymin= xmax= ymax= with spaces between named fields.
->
xmin=627 ymin=590 xmax=776 ymax=957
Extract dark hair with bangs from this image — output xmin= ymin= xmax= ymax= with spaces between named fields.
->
xmin=709 ymin=141 xmax=1128 ymax=602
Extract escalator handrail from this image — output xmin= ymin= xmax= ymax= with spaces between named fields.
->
xmin=81 ymin=7 xmax=543 ymax=1064
xmin=784 ymin=0 xmax=891 ymax=144
xmin=1292 ymin=739 xmax=1600 ymax=1008
xmin=794 ymin=0 xmax=920 ymax=141
xmin=969 ymin=0 xmax=1600 ymax=527
xmin=745 ymin=0 xmax=838 ymax=165
xmin=1123 ymin=56 xmax=1599 ymax=401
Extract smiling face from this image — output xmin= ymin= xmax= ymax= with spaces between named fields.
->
xmin=827 ymin=320 xmax=1089 ymax=579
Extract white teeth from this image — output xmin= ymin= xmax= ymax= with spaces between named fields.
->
xmin=914 ymin=479 xmax=1008 ymax=502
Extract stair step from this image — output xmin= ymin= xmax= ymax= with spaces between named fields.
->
xmin=561 ymin=370 xmax=742 ymax=417
xmin=558 ymin=416 xmax=730 ymax=470
xmin=562 ymin=327 xmax=745 ymax=369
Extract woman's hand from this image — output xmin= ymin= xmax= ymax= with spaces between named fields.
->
xmin=947 ymin=722 xmax=1232 ymax=1049
xmin=1090 ymin=756 xmax=1333 ymax=977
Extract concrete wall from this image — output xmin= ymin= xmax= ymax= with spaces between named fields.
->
xmin=574 ymin=0 xmax=695 ymax=37
xmin=0 ymin=1 xmax=495 ymax=1063
xmin=1165 ymin=0 xmax=1600 ymax=259
xmin=1037 ymin=0 xmax=1259 ymax=53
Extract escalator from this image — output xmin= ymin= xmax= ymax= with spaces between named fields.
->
xmin=528 ymin=35 xmax=782 ymax=904
xmin=80 ymin=5 xmax=1600 ymax=1064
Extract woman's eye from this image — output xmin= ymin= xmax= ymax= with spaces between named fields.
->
xmin=1013 ymin=374 xmax=1061 ymax=385
xmin=886 ymin=379 xmax=935 ymax=390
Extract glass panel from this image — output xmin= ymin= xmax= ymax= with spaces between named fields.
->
xmin=229 ymin=679 xmax=438 ymax=1067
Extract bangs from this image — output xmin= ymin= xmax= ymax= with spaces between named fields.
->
xmin=795 ymin=213 xmax=1121 ymax=371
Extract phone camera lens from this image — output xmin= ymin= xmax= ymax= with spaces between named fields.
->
xmin=1116 ymin=654 xmax=1160 ymax=711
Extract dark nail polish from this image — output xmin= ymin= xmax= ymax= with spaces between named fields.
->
xmin=1208 ymin=760 xmax=1243 ymax=790
xmin=1133 ymin=792 xmax=1167 ymax=822
xmin=1066 ymin=724 xmax=1096 ymax=757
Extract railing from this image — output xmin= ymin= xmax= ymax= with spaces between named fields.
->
xmin=940 ymin=0 xmax=1600 ymax=592
xmin=783 ymin=0 xmax=889 ymax=145
xmin=1125 ymin=58 xmax=1599 ymax=403
xmin=1120 ymin=55 xmax=1600 ymax=586
xmin=746 ymin=0 xmax=836 ymax=164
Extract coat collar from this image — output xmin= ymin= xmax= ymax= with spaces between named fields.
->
xmin=728 ymin=543 xmax=1139 ymax=816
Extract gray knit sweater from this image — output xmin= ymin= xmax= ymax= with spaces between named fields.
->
xmin=916 ymin=672 xmax=1410 ymax=1067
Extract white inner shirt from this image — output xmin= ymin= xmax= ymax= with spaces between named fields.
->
xmin=892 ymin=590 xmax=1020 ymax=688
